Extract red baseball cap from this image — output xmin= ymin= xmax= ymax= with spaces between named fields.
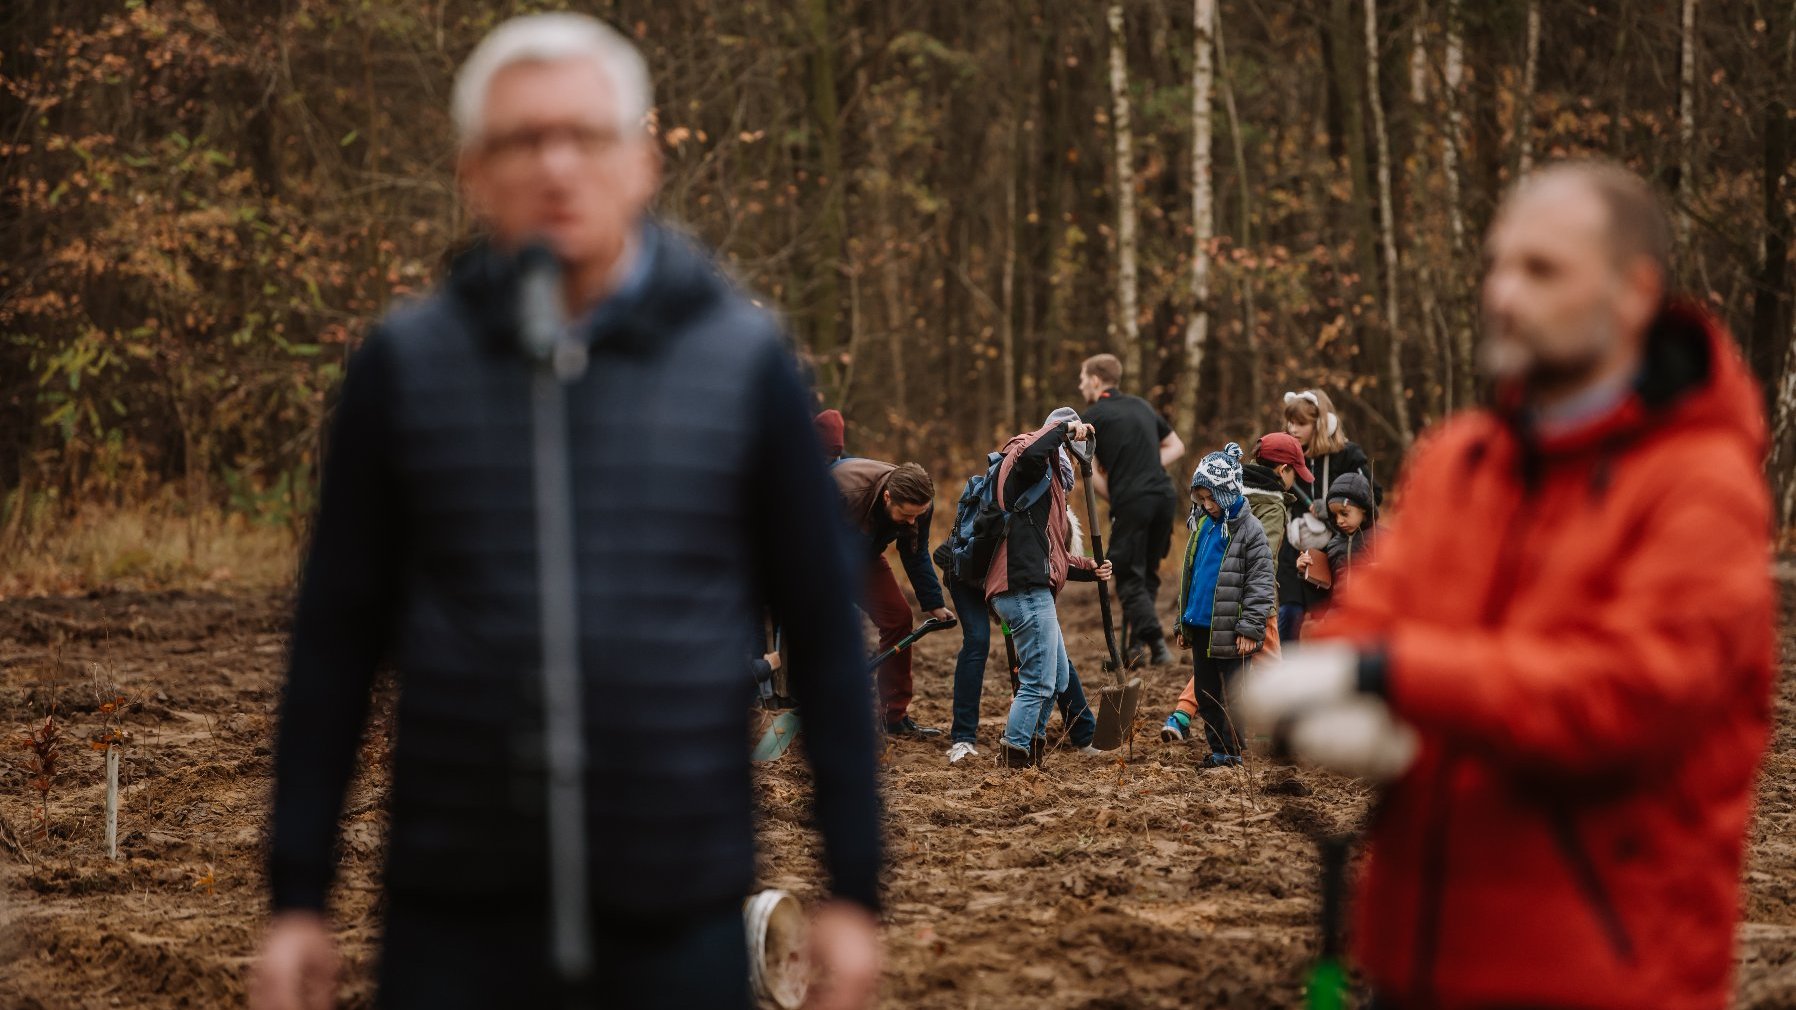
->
xmin=1253 ymin=432 xmax=1314 ymax=483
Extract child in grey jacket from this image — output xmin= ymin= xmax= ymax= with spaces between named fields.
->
xmin=1173 ymin=443 xmax=1276 ymax=768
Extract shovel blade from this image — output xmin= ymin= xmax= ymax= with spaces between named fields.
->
xmin=752 ymin=712 xmax=802 ymax=762
xmin=1089 ymin=677 xmax=1144 ymax=751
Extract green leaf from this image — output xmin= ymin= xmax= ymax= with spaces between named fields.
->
xmin=340 ymin=130 xmax=359 ymax=147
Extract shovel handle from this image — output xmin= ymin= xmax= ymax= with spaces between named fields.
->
xmin=866 ymin=616 xmax=960 ymax=671
xmin=1075 ymin=443 xmax=1125 ymax=681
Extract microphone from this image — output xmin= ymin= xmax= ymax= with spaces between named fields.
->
xmin=515 ymin=241 xmax=590 ymax=382
xmin=515 ymin=240 xmax=563 ymax=365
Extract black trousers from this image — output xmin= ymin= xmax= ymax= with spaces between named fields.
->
xmin=1190 ymin=645 xmax=1246 ymax=756
xmin=1108 ymin=493 xmax=1175 ymax=649
xmin=378 ymin=891 xmax=751 ymax=1010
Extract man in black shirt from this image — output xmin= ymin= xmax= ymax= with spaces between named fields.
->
xmin=252 ymin=14 xmax=881 ymax=1010
xmin=1078 ymin=354 xmax=1184 ymax=666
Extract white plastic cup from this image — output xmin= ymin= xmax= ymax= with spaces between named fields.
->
xmin=743 ymin=889 xmax=809 ymax=1009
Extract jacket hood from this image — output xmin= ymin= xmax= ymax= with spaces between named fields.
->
xmin=1242 ymin=462 xmax=1289 ymax=495
xmin=1496 ymin=300 xmax=1768 ymax=460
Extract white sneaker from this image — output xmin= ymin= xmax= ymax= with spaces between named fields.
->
xmin=946 ymin=741 xmax=979 ymax=764
xmin=1076 ymin=745 xmax=1105 ymax=756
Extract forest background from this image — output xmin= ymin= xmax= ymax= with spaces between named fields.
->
xmin=3 ymin=0 xmax=1793 ymax=593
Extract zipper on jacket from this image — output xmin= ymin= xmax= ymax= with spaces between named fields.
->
xmin=1202 ymin=518 xmax=1233 ymax=658
xmin=1546 ymin=807 xmax=1637 ymax=964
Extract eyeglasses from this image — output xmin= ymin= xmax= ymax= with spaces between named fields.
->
xmin=477 ymin=122 xmax=627 ymax=168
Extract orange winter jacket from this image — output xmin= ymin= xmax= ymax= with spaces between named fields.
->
xmin=1316 ymin=303 xmax=1776 ymax=1010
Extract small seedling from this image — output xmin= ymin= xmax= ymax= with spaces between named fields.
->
xmin=17 ymin=709 xmax=63 ymax=841
xmin=86 ymin=669 xmax=134 ymax=861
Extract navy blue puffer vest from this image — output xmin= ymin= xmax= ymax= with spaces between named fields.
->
xmin=374 ymin=226 xmax=777 ymax=913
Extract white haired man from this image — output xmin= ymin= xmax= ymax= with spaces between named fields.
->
xmin=251 ymin=15 xmax=881 ymax=1010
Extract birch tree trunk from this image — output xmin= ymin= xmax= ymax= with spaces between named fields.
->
xmin=1177 ymin=0 xmax=1217 ymax=438
xmin=1676 ymin=0 xmax=1698 ymax=252
xmin=1762 ymin=11 xmax=1795 ymax=529
xmin=1409 ymin=9 xmax=1446 ymax=421
xmin=1443 ymin=0 xmax=1473 ymax=408
xmin=1001 ymin=128 xmax=1020 ymax=433
xmin=1107 ymin=2 xmax=1143 ymax=387
xmin=1771 ymin=326 xmax=1796 ymax=529
xmin=1518 ymin=0 xmax=1540 ymax=173
xmin=1365 ymin=0 xmax=1412 ymax=445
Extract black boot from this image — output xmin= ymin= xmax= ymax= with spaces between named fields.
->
xmin=998 ymin=743 xmax=1033 ymax=769
xmin=1148 ymin=638 xmax=1176 ymax=666
xmin=1029 ymin=735 xmax=1047 ymax=767
xmin=885 ymin=716 xmax=943 ymax=740
xmin=1124 ymin=640 xmax=1150 ymax=669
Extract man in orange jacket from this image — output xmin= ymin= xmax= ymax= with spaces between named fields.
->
xmin=1242 ymin=160 xmax=1776 ymax=1010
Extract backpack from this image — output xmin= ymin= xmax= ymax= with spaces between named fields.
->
xmin=945 ymin=451 xmax=1053 ymax=587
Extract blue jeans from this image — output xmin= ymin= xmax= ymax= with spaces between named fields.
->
xmin=1278 ymin=603 xmax=1306 ymax=643
xmin=991 ymin=586 xmax=1072 ymax=753
xmin=948 ymin=579 xmax=1096 ymax=747
xmin=947 ymin=577 xmax=993 ymax=744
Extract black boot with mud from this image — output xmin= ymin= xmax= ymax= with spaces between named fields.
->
xmin=886 ymin=716 xmax=943 ymax=740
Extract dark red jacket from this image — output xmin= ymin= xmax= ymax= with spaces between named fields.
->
xmin=1319 ymin=304 xmax=1775 ymax=1010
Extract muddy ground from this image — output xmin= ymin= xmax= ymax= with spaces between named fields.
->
xmin=0 ymin=579 xmax=1791 ymax=1009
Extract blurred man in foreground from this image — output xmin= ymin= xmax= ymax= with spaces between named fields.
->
xmin=252 ymin=14 xmax=882 ymax=1010
xmin=1245 ymin=161 xmax=1775 ymax=1010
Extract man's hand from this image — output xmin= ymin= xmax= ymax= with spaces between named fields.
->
xmin=927 ymin=607 xmax=955 ymax=624
xmin=1094 ymin=561 xmax=1113 ymax=581
xmin=1283 ymin=696 xmax=1419 ymax=781
xmin=1065 ymin=421 xmax=1094 ymax=443
xmin=1174 ymin=629 xmax=1189 ymax=650
xmin=805 ymin=900 xmax=880 ymax=1010
xmin=249 ymin=911 xmax=340 ymax=1010
xmin=1237 ymin=642 xmax=1359 ymax=735
xmin=1238 ymin=635 xmax=1262 ymax=657
xmin=763 ymin=651 xmax=783 ymax=672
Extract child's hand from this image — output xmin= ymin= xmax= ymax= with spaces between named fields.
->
xmin=1094 ymin=560 xmax=1114 ymax=581
xmin=1174 ymin=630 xmax=1189 ymax=650
xmin=763 ymin=651 xmax=783 ymax=672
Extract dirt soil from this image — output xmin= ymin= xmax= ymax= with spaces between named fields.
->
xmin=0 ymin=577 xmax=1792 ymax=1009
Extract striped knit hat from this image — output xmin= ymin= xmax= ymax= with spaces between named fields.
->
xmin=1189 ymin=441 xmax=1246 ymax=513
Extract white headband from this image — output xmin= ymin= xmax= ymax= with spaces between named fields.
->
xmin=1283 ymin=390 xmax=1339 ymax=438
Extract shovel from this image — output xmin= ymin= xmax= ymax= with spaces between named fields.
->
xmin=866 ymin=614 xmax=958 ymax=669
xmin=1067 ymin=432 xmax=1141 ymax=752
xmin=753 ymin=616 xmax=959 ymax=763
xmin=1306 ymin=833 xmax=1352 ymax=1010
